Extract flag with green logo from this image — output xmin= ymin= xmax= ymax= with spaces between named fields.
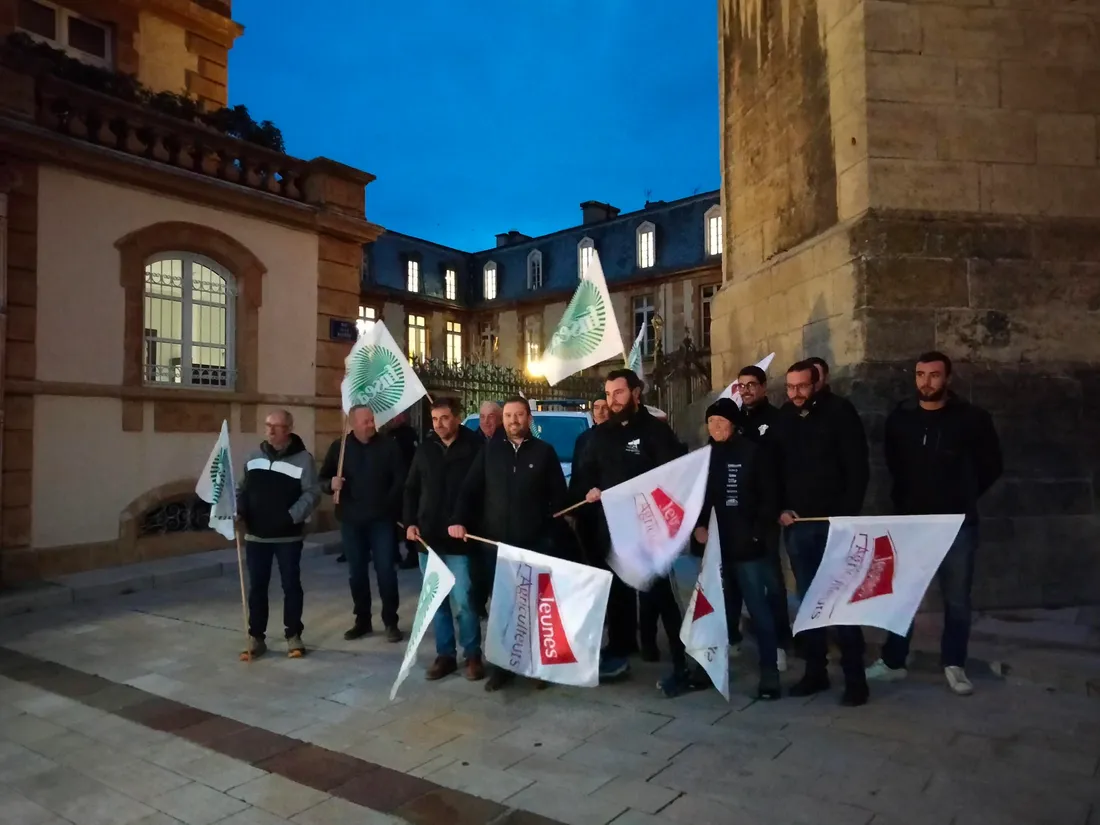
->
xmin=391 ymin=545 xmax=456 ymax=700
xmin=341 ymin=321 xmax=427 ymax=427
xmin=541 ymin=249 xmax=625 ymax=386
xmin=195 ymin=420 xmax=236 ymax=541
xmin=626 ymin=323 xmax=646 ymax=381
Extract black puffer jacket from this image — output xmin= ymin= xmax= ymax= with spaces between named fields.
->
xmin=403 ymin=426 xmax=482 ymax=555
xmin=319 ymin=432 xmax=406 ymax=524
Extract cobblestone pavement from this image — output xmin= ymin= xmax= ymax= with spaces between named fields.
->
xmin=1 ymin=552 xmax=1098 ymax=825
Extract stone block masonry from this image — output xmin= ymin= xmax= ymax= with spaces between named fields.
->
xmin=714 ymin=0 xmax=1100 ymax=608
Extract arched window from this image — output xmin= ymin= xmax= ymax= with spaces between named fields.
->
xmin=484 ymin=261 xmax=498 ymax=300
xmin=636 ymin=221 xmax=656 ymax=269
xmin=143 ymin=253 xmax=234 ymax=387
xmin=578 ymin=237 xmax=594 ymax=279
xmin=527 ymin=249 xmax=543 ymax=290
xmin=705 ymin=204 xmax=723 ymax=256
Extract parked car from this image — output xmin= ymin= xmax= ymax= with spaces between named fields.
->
xmin=462 ymin=409 xmax=592 ymax=484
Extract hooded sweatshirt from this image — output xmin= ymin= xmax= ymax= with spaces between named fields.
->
xmin=236 ymin=433 xmax=321 ymax=542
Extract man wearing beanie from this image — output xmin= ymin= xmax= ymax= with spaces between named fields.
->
xmin=694 ymin=398 xmax=783 ymax=699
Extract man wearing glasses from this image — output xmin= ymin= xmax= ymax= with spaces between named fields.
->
xmin=773 ymin=360 xmax=870 ymax=706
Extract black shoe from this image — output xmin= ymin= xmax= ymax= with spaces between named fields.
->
xmin=336 ymin=554 xmax=347 ymax=563
xmin=385 ymin=625 xmax=404 ymax=643
xmin=343 ymin=621 xmax=373 ymax=641
xmin=789 ymin=672 xmax=831 ymax=697
xmin=757 ymin=671 xmax=781 ymax=701
xmin=841 ymin=678 xmax=869 ymax=707
xmin=485 ymin=668 xmax=514 ymax=692
xmin=640 ymin=643 xmax=660 ymax=663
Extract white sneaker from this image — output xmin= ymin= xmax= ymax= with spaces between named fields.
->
xmin=776 ymin=649 xmax=788 ymax=673
xmin=865 ymin=658 xmax=907 ymax=682
xmin=945 ymin=666 xmax=973 ymax=695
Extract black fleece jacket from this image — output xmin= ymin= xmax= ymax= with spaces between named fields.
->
xmin=319 ymin=432 xmax=406 ymax=524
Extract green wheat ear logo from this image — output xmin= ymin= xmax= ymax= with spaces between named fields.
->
xmin=531 ymin=422 xmax=543 ymax=439
xmin=210 ymin=447 xmax=228 ymax=504
xmin=410 ymin=571 xmax=440 ymax=641
xmin=549 ymin=279 xmax=606 ymax=361
xmin=348 ymin=345 xmax=405 ymax=412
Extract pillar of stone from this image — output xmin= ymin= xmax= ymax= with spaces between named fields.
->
xmin=712 ymin=0 xmax=1100 ymax=608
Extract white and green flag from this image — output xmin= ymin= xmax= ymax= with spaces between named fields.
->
xmin=195 ymin=420 xmax=236 ymax=541
xmin=390 ymin=545 xmax=456 ymax=701
xmin=626 ymin=323 xmax=646 ymax=381
xmin=541 ymin=249 xmax=625 ymax=386
xmin=341 ymin=321 xmax=427 ymax=427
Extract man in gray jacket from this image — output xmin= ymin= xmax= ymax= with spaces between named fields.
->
xmin=235 ymin=409 xmax=321 ymax=660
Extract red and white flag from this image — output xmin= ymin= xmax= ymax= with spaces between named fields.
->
xmin=485 ymin=543 xmax=612 ymax=687
xmin=792 ymin=514 xmax=965 ymax=637
xmin=600 ymin=446 xmax=712 ymax=590
xmin=679 ymin=510 xmax=729 ymax=700
xmin=719 ymin=352 xmax=775 ymax=408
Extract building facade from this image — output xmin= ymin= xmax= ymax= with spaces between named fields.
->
xmin=0 ymin=0 xmax=381 ymax=584
xmin=360 ymin=193 xmax=725 ymax=414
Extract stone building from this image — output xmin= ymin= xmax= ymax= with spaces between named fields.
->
xmin=712 ymin=0 xmax=1100 ymax=607
xmin=360 ymin=192 xmax=724 ymax=391
xmin=0 ymin=0 xmax=381 ymax=584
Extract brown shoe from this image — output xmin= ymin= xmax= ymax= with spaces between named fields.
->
xmin=426 ymin=656 xmax=457 ymax=681
xmin=465 ymin=655 xmax=486 ymax=681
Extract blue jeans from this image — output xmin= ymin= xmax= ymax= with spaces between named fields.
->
xmin=340 ymin=521 xmax=400 ymax=628
xmin=785 ymin=521 xmax=866 ymax=680
xmin=245 ymin=540 xmax=304 ymax=640
xmin=882 ymin=521 xmax=979 ymax=669
xmin=418 ymin=553 xmax=481 ymax=659
xmin=733 ymin=557 xmax=780 ymax=673
xmin=725 ymin=529 xmax=793 ymax=649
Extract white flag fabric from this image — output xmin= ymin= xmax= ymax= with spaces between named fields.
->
xmin=195 ymin=420 xmax=236 ymax=541
xmin=541 ymin=250 xmax=626 ymax=386
xmin=680 ymin=510 xmax=729 ymax=700
xmin=390 ymin=546 xmax=456 ymax=700
xmin=626 ymin=323 xmax=646 ymax=381
xmin=719 ymin=352 xmax=776 ymax=408
xmin=792 ymin=514 xmax=965 ymax=637
xmin=600 ymin=445 xmax=712 ymax=590
xmin=341 ymin=321 xmax=428 ymax=427
xmin=485 ymin=543 xmax=612 ymax=687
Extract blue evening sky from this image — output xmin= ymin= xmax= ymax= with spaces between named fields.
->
xmin=228 ymin=1 xmax=719 ymax=252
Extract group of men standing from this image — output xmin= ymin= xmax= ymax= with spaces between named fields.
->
xmin=231 ymin=349 xmax=1002 ymax=709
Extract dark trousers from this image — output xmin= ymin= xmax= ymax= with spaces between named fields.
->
xmin=471 ymin=544 xmax=496 ymax=613
xmin=641 ymin=575 xmax=686 ymax=669
xmin=725 ymin=530 xmax=793 ymax=648
xmin=785 ymin=521 xmax=866 ymax=681
xmin=882 ymin=522 xmax=979 ymax=669
xmin=340 ymin=521 xmax=400 ymax=628
xmin=245 ymin=540 xmax=304 ymax=640
xmin=733 ymin=557 xmax=780 ymax=672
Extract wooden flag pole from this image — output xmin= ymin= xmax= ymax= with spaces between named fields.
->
xmin=553 ymin=500 xmax=589 ymax=518
xmin=791 ymin=516 xmax=831 ymax=523
xmin=333 ymin=414 xmax=349 ymax=505
xmin=233 ymin=527 xmax=252 ymax=663
xmin=463 ymin=533 xmax=497 ymax=546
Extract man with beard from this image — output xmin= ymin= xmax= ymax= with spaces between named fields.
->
xmin=450 ymin=396 xmax=570 ymax=692
xmin=570 ymin=398 xmax=610 ymax=566
xmin=867 ymin=351 xmax=1002 ymax=696
xmin=404 ymin=398 xmax=485 ymax=682
xmin=774 ymin=360 xmax=871 ymax=706
xmin=733 ymin=365 xmax=792 ymax=669
xmin=577 ymin=369 xmax=687 ymax=683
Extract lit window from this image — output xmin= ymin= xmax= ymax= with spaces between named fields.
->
xmin=356 ymin=305 xmax=376 ymax=338
xmin=527 ymin=250 xmax=543 ymax=290
xmin=479 ymin=321 xmax=498 ymax=362
xmin=483 ymin=261 xmax=497 ymax=301
xmin=705 ymin=205 xmax=723 ymax=256
xmin=444 ymin=267 xmax=457 ymax=301
xmin=143 ymin=253 xmax=234 ymax=387
xmin=406 ymin=259 xmax=420 ymax=292
xmin=700 ymin=285 xmax=718 ymax=350
xmin=524 ymin=314 xmax=542 ymax=366
xmin=578 ymin=238 xmax=594 ymax=279
xmin=16 ymin=0 xmax=112 ymax=68
xmin=445 ymin=320 xmax=462 ymax=365
xmin=632 ymin=294 xmax=655 ymax=358
xmin=637 ymin=222 xmax=656 ymax=269
xmin=407 ymin=314 xmax=427 ymax=361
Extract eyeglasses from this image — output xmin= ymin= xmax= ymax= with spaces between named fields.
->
xmin=739 ymin=381 xmax=762 ymax=390
xmin=786 ymin=383 xmax=813 ymax=392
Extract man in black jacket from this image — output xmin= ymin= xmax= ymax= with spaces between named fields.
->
xmin=774 ymin=359 xmax=871 ymax=706
xmin=449 ymin=396 xmax=571 ymax=692
xmin=404 ymin=398 xmax=486 ymax=682
xmin=694 ymin=398 xmax=781 ymax=699
xmin=320 ymin=406 xmax=407 ymax=644
xmin=387 ymin=412 xmax=421 ymax=569
xmin=867 ymin=351 xmax=1002 ymax=696
xmin=733 ymin=364 xmax=792 ymax=666
xmin=236 ymin=410 xmax=321 ymax=660
xmin=576 ymin=369 xmax=687 ymax=684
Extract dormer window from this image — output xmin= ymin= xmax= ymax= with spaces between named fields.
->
xmin=527 ymin=250 xmax=543 ymax=290
xmin=483 ymin=261 xmax=498 ymax=300
xmin=444 ymin=267 xmax=457 ymax=301
xmin=705 ymin=204 xmax=723 ymax=256
xmin=578 ymin=237 xmax=594 ymax=279
xmin=406 ymin=259 xmax=420 ymax=293
xmin=637 ymin=222 xmax=656 ymax=269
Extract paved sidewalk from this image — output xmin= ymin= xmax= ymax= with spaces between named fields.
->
xmin=1 ymin=552 xmax=1098 ymax=825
